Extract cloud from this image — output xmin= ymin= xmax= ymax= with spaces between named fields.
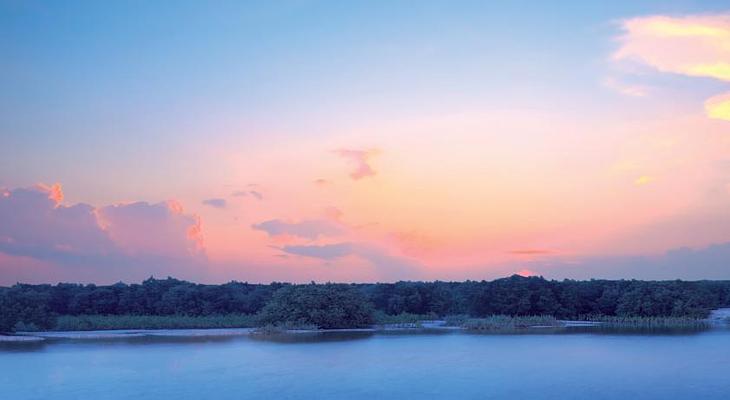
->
xmin=202 ymin=198 xmax=227 ymax=208
xmin=0 ymin=184 xmax=116 ymax=262
xmin=634 ymin=175 xmax=653 ymax=185
xmin=602 ymin=77 xmax=649 ymax=97
xmin=613 ymin=13 xmax=730 ymax=119
xmin=97 ymin=200 xmax=204 ymax=258
xmin=705 ymin=92 xmax=730 ymax=121
xmin=252 ymin=219 xmax=343 ymax=240
xmin=508 ymin=249 xmax=554 ymax=256
xmin=280 ymin=242 xmax=354 ymax=260
xmin=614 ymin=14 xmax=730 ymax=81
xmin=516 ymin=241 xmax=730 ymax=281
xmin=0 ymin=184 xmax=205 ymax=283
xmin=278 ymin=241 xmax=421 ymax=280
xmin=334 ymin=148 xmax=378 ymax=180
xmin=231 ymin=186 xmax=263 ymax=200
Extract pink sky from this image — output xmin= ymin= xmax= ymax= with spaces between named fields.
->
xmin=1 ymin=7 xmax=729 ymax=284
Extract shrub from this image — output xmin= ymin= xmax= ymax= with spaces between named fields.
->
xmin=257 ymin=284 xmax=374 ymax=329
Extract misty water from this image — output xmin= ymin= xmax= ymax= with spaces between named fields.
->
xmin=2 ymin=328 xmax=730 ymax=400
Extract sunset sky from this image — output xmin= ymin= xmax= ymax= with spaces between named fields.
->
xmin=1 ymin=1 xmax=730 ymax=284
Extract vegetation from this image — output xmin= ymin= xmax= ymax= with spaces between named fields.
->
xmin=459 ymin=315 xmax=562 ymax=331
xmin=585 ymin=316 xmax=710 ymax=329
xmin=373 ymin=311 xmax=434 ymax=326
xmin=257 ymin=284 xmax=374 ymax=329
xmin=1 ymin=275 xmax=729 ymax=333
xmin=52 ymin=314 xmax=257 ymax=331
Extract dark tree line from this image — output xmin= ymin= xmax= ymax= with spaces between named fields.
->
xmin=2 ymin=275 xmax=730 ymax=332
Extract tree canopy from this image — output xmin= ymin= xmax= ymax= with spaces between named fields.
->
xmin=1 ymin=275 xmax=729 ymax=332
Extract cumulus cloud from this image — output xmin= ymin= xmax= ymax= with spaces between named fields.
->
xmin=334 ymin=148 xmax=378 ymax=180
xmin=0 ymin=184 xmax=205 ymax=283
xmin=252 ymin=219 xmax=343 ymax=240
xmin=202 ymin=198 xmax=227 ymax=208
xmin=613 ymin=13 xmax=730 ymax=120
xmin=0 ymin=184 xmax=116 ymax=262
xmin=97 ymin=200 xmax=204 ymax=257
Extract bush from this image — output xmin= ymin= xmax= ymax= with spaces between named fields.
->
xmin=257 ymin=284 xmax=374 ymax=329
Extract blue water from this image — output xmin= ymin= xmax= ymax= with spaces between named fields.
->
xmin=2 ymin=329 xmax=730 ymax=399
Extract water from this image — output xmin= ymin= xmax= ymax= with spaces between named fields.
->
xmin=2 ymin=329 xmax=730 ymax=399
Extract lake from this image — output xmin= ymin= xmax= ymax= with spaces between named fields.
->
xmin=2 ymin=328 xmax=730 ymax=399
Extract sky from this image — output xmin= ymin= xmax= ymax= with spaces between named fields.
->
xmin=1 ymin=0 xmax=730 ymax=284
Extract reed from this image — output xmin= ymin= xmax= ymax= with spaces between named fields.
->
xmin=586 ymin=315 xmax=710 ymax=328
xmin=460 ymin=315 xmax=562 ymax=331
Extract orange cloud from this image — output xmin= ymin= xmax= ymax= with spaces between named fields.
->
xmin=36 ymin=183 xmax=64 ymax=204
xmin=705 ymin=93 xmax=730 ymax=121
xmin=634 ymin=175 xmax=653 ymax=185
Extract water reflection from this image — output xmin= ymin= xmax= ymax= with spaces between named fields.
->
xmin=2 ymin=328 xmax=730 ymax=400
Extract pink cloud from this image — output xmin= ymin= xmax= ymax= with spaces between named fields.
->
xmin=252 ymin=218 xmax=343 ymax=240
xmin=0 ymin=184 xmax=205 ymax=284
xmin=97 ymin=200 xmax=205 ymax=258
xmin=334 ymin=148 xmax=378 ymax=180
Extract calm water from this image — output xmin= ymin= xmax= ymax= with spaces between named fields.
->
xmin=2 ymin=329 xmax=730 ymax=400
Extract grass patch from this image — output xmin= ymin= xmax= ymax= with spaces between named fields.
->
xmin=52 ymin=314 xmax=258 ymax=331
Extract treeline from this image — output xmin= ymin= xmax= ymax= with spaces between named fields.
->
xmin=2 ymin=275 xmax=730 ymax=332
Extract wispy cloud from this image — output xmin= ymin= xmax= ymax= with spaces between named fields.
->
xmin=508 ymin=249 xmax=555 ymax=256
xmin=602 ymin=77 xmax=649 ymax=97
xmin=334 ymin=148 xmax=378 ymax=180
xmin=252 ymin=219 xmax=343 ymax=240
xmin=231 ymin=190 xmax=263 ymax=200
xmin=202 ymin=198 xmax=227 ymax=208
xmin=280 ymin=242 xmax=354 ymax=260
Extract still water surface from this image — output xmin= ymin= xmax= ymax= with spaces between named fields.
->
xmin=2 ymin=329 xmax=729 ymax=399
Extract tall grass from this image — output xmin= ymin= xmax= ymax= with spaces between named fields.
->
xmin=52 ymin=314 xmax=258 ymax=331
xmin=373 ymin=311 xmax=435 ymax=327
xmin=586 ymin=316 xmax=710 ymax=328
xmin=458 ymin=315 xmax=562 ymax=331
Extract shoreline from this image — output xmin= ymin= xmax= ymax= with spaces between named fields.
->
xmin=3 ymin=309 xmax=727 ymax=342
